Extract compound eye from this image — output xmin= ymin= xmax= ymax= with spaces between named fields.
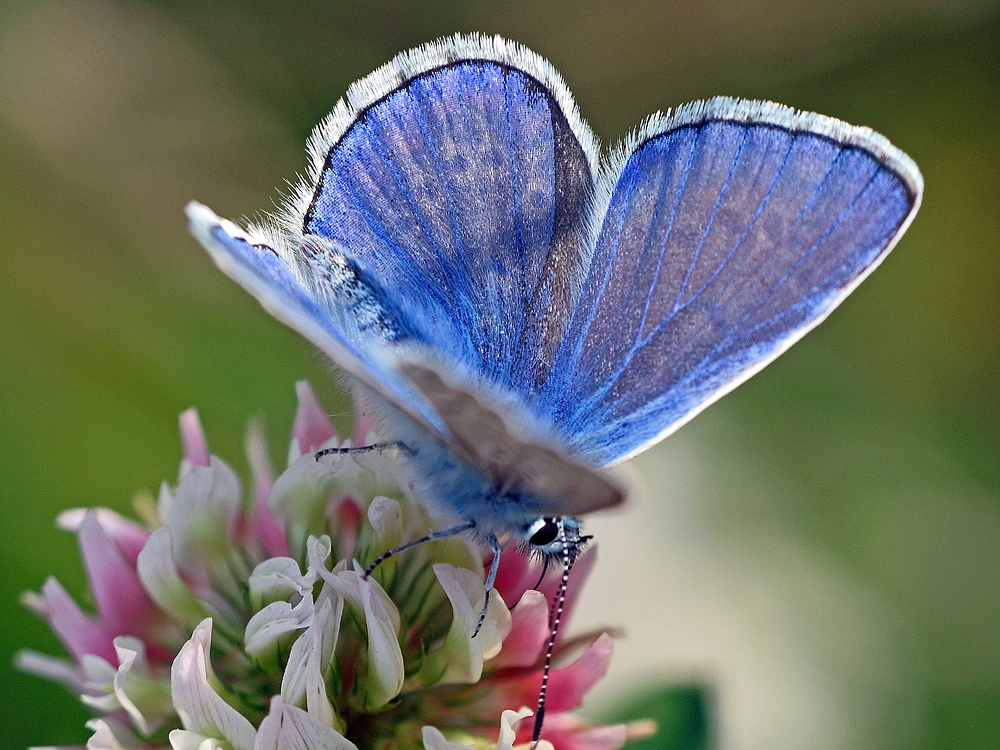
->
xmin=529 ymin=518 xmax=560 ymax=547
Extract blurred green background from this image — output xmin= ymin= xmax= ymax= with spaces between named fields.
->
xmin=0 ymin=1 xmax=997 ymax=748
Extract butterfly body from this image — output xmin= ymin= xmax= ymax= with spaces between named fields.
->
xmin=360 ymin=388 xmax=569 ymax=542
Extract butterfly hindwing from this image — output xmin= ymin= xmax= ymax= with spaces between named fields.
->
xmin=400 ymin=357 xmax=624 ymax=515
xmin=540 ymin=98 xmax=923 ymax=467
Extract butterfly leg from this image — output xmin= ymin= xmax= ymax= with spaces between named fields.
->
xmin=362 ymin=520 xmax=475 ymax=578
xmin=315 ymin=441 xmax=415 ymax=460
xmin=472 ymin=534 xmax=502 ymax=638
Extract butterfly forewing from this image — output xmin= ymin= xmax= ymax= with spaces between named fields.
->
xmin=540 ymin=99 xmax=922 ymax=467
xmin=296 ymin=40 xmax=598 ymax=394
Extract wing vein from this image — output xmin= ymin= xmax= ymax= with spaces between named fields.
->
xmin=670 ymin=126 xmax=752 ymax=313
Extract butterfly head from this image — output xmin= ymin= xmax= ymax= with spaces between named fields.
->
xmin=521 ymin=515 xmax=590 ymax=566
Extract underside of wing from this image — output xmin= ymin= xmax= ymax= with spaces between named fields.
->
xmin=540 ymin=98 xmax=923 ymax=467
xmin=272 ymin=34 xmax=599 ymax=395
xmin=186 ymin=202 xmax=449 ymax=438
xmin=399 ymin=357 xmax=624 ymax=515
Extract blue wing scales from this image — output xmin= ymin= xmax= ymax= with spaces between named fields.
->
xmin=295 ymin=39 xmax=598 ymax=393
xmin=540 ymin=99 xmax=922 ymax=467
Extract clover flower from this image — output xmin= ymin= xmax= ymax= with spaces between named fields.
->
xmin=18 ymin=383 xmax=634 ymax=750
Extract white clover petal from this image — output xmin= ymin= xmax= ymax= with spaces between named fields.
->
xmin=496 ymin=708 xmax=534 ymax=750
xmin=306 ymin=533 xmax=332 ymax=561
xmin=306 ymin=537 xmax=344 ymax=636
xmin=421 ymin=725 xmax=475 ymax=750
xmin=80 ymin=652 xmax=117 ymax=685
xmin=248 ymin=557 xmax=313 ymax=610
xmin=315 ymin=561 xmax=402 ymax=634
xmin=169 ymin=729 xmax=227 ymax=750
xmin=136 ymin=528 xmax=206 ymax=626
xmin=13 ymin=649 xmax=83 ymax=692
xmin=85 ymin=717 xmax=145 ymax=750
xmin=280 ymin=597 xmax=340 ymax=727
xmin=109 ymin=636 xmax=173 ymax=735
xmin=166 ymin=457 xmax=242 ymax=570
xmin=315 ymin=562 xmax=404 ymax=709
xmin=255 ymin=696 xmax=358 ymax=750
xmin=268 ymin=452 xmax=347 ymax=559
xmin=356 ymin=563 xmax=405 ymax=708
xmin=79 ymin=653 xmax=119 ymax=714
xmin=158 ymin=480 xmax=175 ymax=519
xmin=244 ymin=596 xmax=314 ymax=665
xmin=423 ymin=564 xmax=512 ymax=685
xmin=366 ymin=496 xmax=402 ymax=548
xmin=171 ymin=619 xmax=256 ymax=750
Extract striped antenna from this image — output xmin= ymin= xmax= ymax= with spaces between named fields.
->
xmin=531 ymin=521 xmax=575 ymax=745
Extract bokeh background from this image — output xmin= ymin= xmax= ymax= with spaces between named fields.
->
xmin=1 ymin=2 xmax=998 ymax=748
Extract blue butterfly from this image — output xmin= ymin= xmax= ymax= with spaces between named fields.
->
xmin=187 ymin=33 xmax=921 ymax=739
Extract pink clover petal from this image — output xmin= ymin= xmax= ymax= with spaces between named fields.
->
xmin=420 ymin=726 xmax=474 ymax=750
xmin=57 ymin=508 xmax=151 ymax=565
xmin=77 ymin=512 xmax=161 ymax=641
xmin=491 ymin=549 xmax=534 ymax=605
xmin=255 ymin=696 xmax=358 ymax=750
xmin=179 ymin=409 xmax=211 ymax=470
xmin=502 ymin=633 xmax=614 ymax=715
xmin=289 ymin=381 xmax=338 ymax=462
xmin=565 ymin=724 xmax=630 ymax=750
xmin=171 ymin=619 xmax=257 ymax=750
xmin=39 ymin=576 xmax=115 ymax=664
xmin=544 ymin=632 xmax=615 ymax=713
xmin=531 ymin=714 xmax=628 ymax=750
xmin=422 ymin=564 xmax=510 ymax=686
xmin=332 ymin=497 xmax=364 ymax=555
xmin=536 ymin=549 xmax=596 ymax=646
xmin=165 ymin=457 xmax=243 ymax=571
xmin=494 ymin=589 xmax=550 ymax=669
xmin=245 ymin=420 xmax=288 ymax=558
xmin=136 ymin=527 xmax=207 ymax=628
